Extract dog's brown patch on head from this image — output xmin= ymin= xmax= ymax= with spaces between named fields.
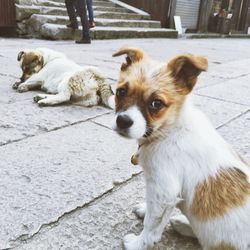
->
xmin=112 ymin=47 xmax=145 ymax=72
xmin=167 ymin=54 xmax=208 ymax=94
xmin=19 ymin=50 xmax=44 ymax=81
xmin=191 ymin=168 xmax=250 ymax=221
xmin=209 ymin=242 xmax=236 ymax=250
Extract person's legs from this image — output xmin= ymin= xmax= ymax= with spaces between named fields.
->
xmin=65 ymin=0 xmax=78 ymax=29
xmin=86 ymin=0 xmax=93 ymax=21
xmin=86 ymin=0 xmax=95 ymax=28
xmin=75 ymin=0 xmax=91 ymax=43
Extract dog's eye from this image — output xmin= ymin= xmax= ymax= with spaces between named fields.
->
xmin=23 ymin=65 xmax=30 ymax=71
xmin=149 ymin=99 xmax=164 ymax=110
xmin=32 ymin=59 xmax=38 ymax=63
xmin=116 ymin=88 xmax=127 ymax=98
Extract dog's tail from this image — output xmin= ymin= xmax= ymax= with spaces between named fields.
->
xmin=98 ymin=80 xmax=115 ymax=109
xmin=88 ymin=67 xmax=114 ymax=109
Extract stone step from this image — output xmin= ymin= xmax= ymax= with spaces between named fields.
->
xmin=89 ymin=1 xmax=118 ymax=7
xmin=95 ymin=6 xmax=131 ymax=12
xmin=16 ymin=5 xmax=150 ymax=21
xmin=40 ymin=23 xmax=178 ymax=40
xmin=43 ymin=0 xmax=121 ymax=7
xmin=49 ymin=0 xmax=113 ymax=2
xmin=35 ymin=1 xmax=132 ymax=13
xmin=26 ymin=14 xmax=161 ymax=34
xmin=32 ymin=0 xmax=129 ymax=12
xmin=95 ymin=18 xmax=160 ymax=28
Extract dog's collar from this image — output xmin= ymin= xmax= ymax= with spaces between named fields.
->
xmin=130 ymin=141 xmax=147 ymax=166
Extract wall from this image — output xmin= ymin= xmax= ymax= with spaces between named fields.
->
xmin=0 ymin=0 xmax=16 ymax=27
xmin=121 ymin=0 xmax=171 ymax=27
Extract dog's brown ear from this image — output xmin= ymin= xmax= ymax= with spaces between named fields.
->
xmin=17 ymin=51 xmax=25 ymax=61
xmin=167 ymin=54 xmax=208 ymax=94
xmin=112 ymin=47 xmax=145 ymax=71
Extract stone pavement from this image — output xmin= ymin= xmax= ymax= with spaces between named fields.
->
xmin=0 ymin=38 xmax=249 ymax=250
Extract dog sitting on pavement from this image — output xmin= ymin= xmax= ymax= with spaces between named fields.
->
xmin=112 ymin=47 xmax=250 ymax=250
xmin=13 ymin=48 xmax=114 ymax=108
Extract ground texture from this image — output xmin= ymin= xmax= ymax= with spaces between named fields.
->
xmin=0 ymin=38 xmax=250 ymax=250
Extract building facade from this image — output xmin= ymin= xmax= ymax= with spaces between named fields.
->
xmin=122 ymin=0 xmax=250 ymax=34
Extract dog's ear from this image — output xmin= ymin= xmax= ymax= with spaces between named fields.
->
xmin=112 ymin=47 xmax=145 ymax=71
xmin=167 ymin=54 xmax=208 ymax=94
xmin=17 ymin=51 xmax=25 ymax=61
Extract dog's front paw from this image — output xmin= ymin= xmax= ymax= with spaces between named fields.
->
xmin=123 ymin=234 xmax=145 ymax=250
xmin=133 ymin=203 xmax=146 ymax=219
xmin=12 ymin=81 xmax=22 ymax=90
xmin=17 ymin=85 xmax=29 ymax=93
xmin=34 ymin=95 xmax=46 ymax=103
xmin=37 ymin=99 xmax=48 ymax=106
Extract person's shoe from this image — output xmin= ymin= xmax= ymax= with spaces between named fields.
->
xmin=89 ymin=21 xmax=96 ymax=29
xmin=75 ymin=38 xmax=91 ymax=44
xmin=66 ymin=22 xmax=78 ymax=29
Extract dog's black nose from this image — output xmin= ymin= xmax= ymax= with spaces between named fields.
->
xmin=116 ymin=115 xmax=133 ymax=130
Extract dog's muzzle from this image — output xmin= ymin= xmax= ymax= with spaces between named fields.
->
xmin=114 ymin=106 xmax=148 ymax=139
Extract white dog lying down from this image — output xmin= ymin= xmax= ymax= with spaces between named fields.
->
xmin=13 ymin=48 xmax=115 ymax=108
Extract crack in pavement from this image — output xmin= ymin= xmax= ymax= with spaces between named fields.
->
xmin=0 ymin=73 xmax=18 ymax=79
xmin=216 ymin=108 xmax=250 ymax=130
xmin=0 ymin=111 xmax=112 ymax=148
xmin=5 ymin=172 xmax=143 ymax=250
xmin=194 ymin=93 xmax=250 ymax=107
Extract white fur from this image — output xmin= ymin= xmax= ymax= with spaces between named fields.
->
xmin=117 ymin=97 xmax=250 ymax=250
xmin=114 ymin=106 xmax=147 ymax=139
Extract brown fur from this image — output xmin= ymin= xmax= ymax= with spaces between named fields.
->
xmin=18 ymin=51 xmax=44 ymax=82
xmin=112 ymin=47 xmax=145 ymax=71
xmin=209 ymin=242 xmax=236 ymax=250
xmin=191 ymin=168 xmax=250 ymax=221
xmin=113 ymin=48 xmax=208 ymax=132
xmin=167 ymin=54 xmax=208 ymax=94
xmin=115 ymin=79 xmax=175 ymax=127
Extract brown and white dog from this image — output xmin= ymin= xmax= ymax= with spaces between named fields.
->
xmin=13 ymin=48 xmax=114 ymax=108
xmin=112 ymin=47 xmax=250 ymax=250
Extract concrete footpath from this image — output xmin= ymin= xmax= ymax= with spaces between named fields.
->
xmin=0 ymin=38 xmax=249 ymax=250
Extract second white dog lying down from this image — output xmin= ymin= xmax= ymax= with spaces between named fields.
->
xmin=14 ymin=48 xmax=115 ymax=108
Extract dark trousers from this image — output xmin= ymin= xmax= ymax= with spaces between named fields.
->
xmin=65 ymin=0 xmax=90 ymax=40
xmin=86 ymin=0 xmax=94 ymax=22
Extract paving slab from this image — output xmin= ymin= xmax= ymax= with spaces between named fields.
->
xmin=207 ymin=58 xmax=250 ymax=79
xmin=0 ymin=99 xmax=110 ymax=145
xmin=14 ymin=175 xmax=201 ymax=250
xmin=218 ymin=111 xmax=250 ymax=159
xmin=197 ymin=74 xmax=250 ymax=106
xmin=0 ymin=121 xmax=139 ymax=249
xmin=0 ymin=75 xmax=36 ymax=104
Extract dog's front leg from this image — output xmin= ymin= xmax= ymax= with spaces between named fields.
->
xmin=124 ymin=176 xmax=180 ymax=250
xmin=37 ymin=92 xmax=71 ymax=106
xmin=17 ymin=74 xmax=43 ymax=92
